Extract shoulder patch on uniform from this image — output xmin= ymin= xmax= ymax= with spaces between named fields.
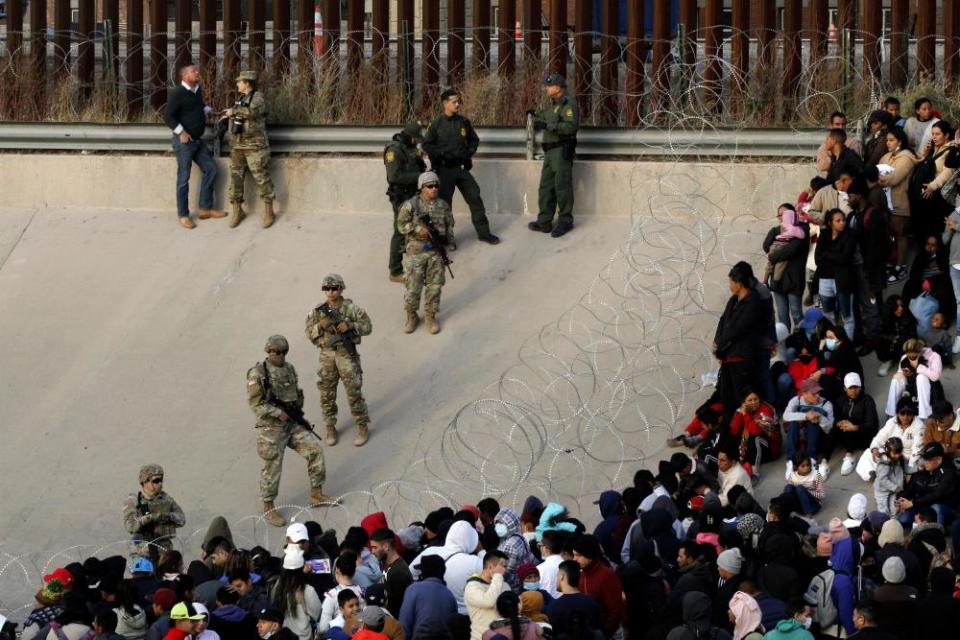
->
xmin=566 ymin=108 xmax=574 ymax=118
xmin=385 ymin=150 xmax=395 ymax=162
xmin=460 ymin=127 xmax=467 ymax=137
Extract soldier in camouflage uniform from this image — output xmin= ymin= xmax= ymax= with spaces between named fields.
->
xmin=247 ymin=335 xmax=335 ymax=528
xmin=121 ymin=464 xmax=186 ymax=561
xmin=225 ymin=70 xmax=276 ymax=229
xmin=396 ymin=171 xmax=455 ymax=335
xmin=385 ymin=123 xmax=427 ymax=283
xmin=305 ymin=275 xmax=373 ymax=447
xmin=527 ymin=74 xmax=580 ymax=238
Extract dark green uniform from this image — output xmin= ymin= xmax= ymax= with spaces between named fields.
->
xmin=535 ymin=91 xmax=580 ymax=229
xmin=422 ymin=114 xmax=493 ymax=238
xmin=384 ymin=134 xmax=425 ymax=277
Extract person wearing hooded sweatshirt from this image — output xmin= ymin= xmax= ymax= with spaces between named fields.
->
xmin=727 ymin=591 xmax=763 ymax=640
xmin=666 ymin=592 xmax=733 ymax=640
xmin=209 ymin=586 xmax=258 ymax=640
xmin=398 ymin=555 xmax=457 ymax=640
xmin=342 ymin=527 xmax=385 ymax=591
xmin=621 ymin=498 xmax=683 ymax=570
xmin=570 ymin=535 xmax=625 ymax=638
xmin=874 ymin=520 xmax=923 ymax=590
xmin=823 ymin=528 xmax=858 ymax=638
xmin=113 ymin=579 xmax=148 ymax=640
xmin=410 ymin=520 xmax=483 ymax=614
xmin=495 ymin=509 xmax=534 ymax=591
xmin=761 ymin=598 xmax=813 ymax=640
xmin=592 ymin=491 xmax=626 ymax=563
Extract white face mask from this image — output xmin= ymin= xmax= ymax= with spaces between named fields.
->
xmin=802 ymin=617 xmax=812 ymax=630
xmin=494 ymin=523 xmax=509 ymax=538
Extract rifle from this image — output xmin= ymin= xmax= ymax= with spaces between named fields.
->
xmin=314 ymin=304 xmax=363 ymax=373
xmin=261 ymin=361 xmax=316 ymax=432
xmin=415 ymin=201 xmax=454 ymax=279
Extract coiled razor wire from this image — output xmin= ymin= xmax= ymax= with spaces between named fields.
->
xmin=0 ymin=27 xmax=920 ymax=620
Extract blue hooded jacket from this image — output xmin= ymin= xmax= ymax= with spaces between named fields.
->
xmin=829 ymin=537 xmax=859 ymax=636
xmin=593 ymin=490 xmax=623 ymax=560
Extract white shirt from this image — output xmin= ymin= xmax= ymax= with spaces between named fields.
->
xmin=172 ymin=81 xmax=213 ymax=135
xmin=536 ymin=553 xmax=563 ymax=599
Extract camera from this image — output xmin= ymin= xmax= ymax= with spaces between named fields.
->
xmin=232 ymin=115 xmax=245 ymax=135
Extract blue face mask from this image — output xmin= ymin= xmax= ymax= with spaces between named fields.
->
xmin=523 ymin=582 xmax=541 ymax=591
xmin=825 ymin=338 xmax=838 ymax=351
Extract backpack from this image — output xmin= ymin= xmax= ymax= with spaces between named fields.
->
xmin=922 ymin=540 xmax=953 ymax=581
xmin=803 ymin=568 xmax=839 ymax=628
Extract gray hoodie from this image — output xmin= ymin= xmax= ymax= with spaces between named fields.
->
xmin=114 ymin=604 xmax=147 ymax=640
xmin=665 ymin=592 xmax=732 ymax=640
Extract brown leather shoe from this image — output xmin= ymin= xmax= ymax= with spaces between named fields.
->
xmin=198 ymin=208 xmax=227 ymax=219
xmin=178 ymin=216 xmax=196 ymax=229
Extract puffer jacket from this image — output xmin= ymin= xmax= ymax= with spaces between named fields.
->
xmin=878 ymin=148 xmax=918 ymax=218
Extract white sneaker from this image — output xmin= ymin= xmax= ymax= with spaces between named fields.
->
xmin=785 ymin=460 xmax=794 ymax=480
xmin=841 ymin=454 xmax=856 ymax=476
xmin=953 ymin=336 xmax=960 ymax=354
xmin=818 ymin=459 xmax=831 ymax=480
xmin=878 ymin=361 xmax=892 ymax=376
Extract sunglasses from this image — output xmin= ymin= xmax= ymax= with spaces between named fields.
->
xmin=150 ymin=477 xmax=164 ymax=484
xmin=322 ymin=286 xmax=341 ymax=292
xmin=268 ymin=349 xmax=288 ymax=355
xmin=423 ymin=183 xmax=439 ymax=189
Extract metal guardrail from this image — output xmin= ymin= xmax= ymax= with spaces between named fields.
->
xmin=0 ymin=123 xmax=823 ymax=159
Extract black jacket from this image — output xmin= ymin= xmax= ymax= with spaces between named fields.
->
xmin=826 ymin=146 xmax=864 ymax=183
xmin=818 ymin=341 xmax=864 ymax=401
xmin=901 ymin=462 xmax=959 ymax=507
xmin=664 ymin=561 xmax=716 ymax=626
xmin=713 ymin=289 xmax=766 ymax=360
xmin=833 ymin=393 xmax=879 ymax=440
xmin=815 ymin=227 xmax=859 ymax=290
xmin=763 ymin=228 xmax=809 ymax=296
xmin=616 ymin=562 xmax=668 ymax=638
xmin=848 ymin=205 xmax=892 ymax=293
xmin=422 ymin=114 xmax=479 ymax=167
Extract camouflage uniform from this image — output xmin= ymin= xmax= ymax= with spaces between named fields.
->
xmin=247 ymin=350 xmax=326 ymax=502
xmin=305 ymin=277 xmax=373 ymax=439
xmin=121 ymin=464 xmax=186 ymax=561
xmin=228 ymin=90 xmax=274 ymax=204
xmin=397 ymin=195 xmax=454 ymax=314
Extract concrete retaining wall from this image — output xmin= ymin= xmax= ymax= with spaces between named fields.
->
xmin=3 ymin=154 xmax=812 ymax=216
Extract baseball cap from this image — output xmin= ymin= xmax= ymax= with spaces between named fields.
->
xmin=258 ymin=607 xmax=284 ymax=623
xmin=170 ymin=601 xmax=205 ymax=621
xmin=543 ymin=73 xmax=566 ymax=87
xmin=365 ymin=583 xmax=387 ymax=607
xmin=843 ymin=372 xmax=862 ymax=389
xmin=798 ymin=379 xmax=822 ymax=394
xmin=920 ymin=442 xmax=945 ymax=459
xmin=799 ymin=307 xmax=824 ymax=331
xmin=359 ymin=605 xmax=385 ymax=627
xmin=150 ymin=588 xmax=177 ymax=611
xmin=286 ymin=522 xmax=309 ymax=543
xmin=130 ymin=557 xmax=154 ymax=574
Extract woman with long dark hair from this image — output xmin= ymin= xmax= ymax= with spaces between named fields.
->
xmin=815 ymin=208 xmax=858 ymax=339
xmin=113 ymin=578 xmax=148 ymax=640
xmin=481 ymin=591 xmax=541 ymax=640
xmin=910 ymin=120 xmax=958 ymax=242
xmin=271 ymin=550 xmax=321 ymax=639
xmin=878 ymin=126 xmax=918 ymax=283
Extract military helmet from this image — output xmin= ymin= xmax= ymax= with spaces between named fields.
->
xmin=322 ymin=273 xmax=345 ymax=289
xmin=237 ymin=70 xmax=258 ymax=83
xmin=264 ymin=335 xmax=289 ymax=353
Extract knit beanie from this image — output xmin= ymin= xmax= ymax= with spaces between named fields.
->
xmin=717 ymin=548 xmax=743 ymax=575
xmin=878 ymin=519 xmax=904 ymax=547
xmin=572 ymin=535 xmax=602 ymax=561
xmin=736 ymin=513 xmax=764 ymax=543
xmin=829 ymin=517 xmax=850 ymax=541
xmin=882 ymin=556 xmax=907 ymax=584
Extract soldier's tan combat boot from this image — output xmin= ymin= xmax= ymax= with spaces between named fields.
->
xmin=198 ymin=208 xmax=227 ymax=219
xmin=324 ymin=424 xmax=338 ymax=446
xmin=229 ymin=202 xmax=246 ymax=228
xmin=354 ymin=423 xmax=369 ymax=447
xmin=425 ymin=312 xmax=441 ymax=334
xmin=262 ymin=501 xmax=285 ymax=527
xmin=404 ymin=310 xmax=419 ymax=333
xmin=309 ymin=487 xmax=339 ymax=506
xmin=261 ymin=201 xmax=276 ymax=228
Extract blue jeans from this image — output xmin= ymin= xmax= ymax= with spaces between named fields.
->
xmin=786 ymin=421 xmax=822 ymax=459
xmin=819 ymin=278 xmax=855 ymax=338
xmin=773 ymin=291 xmax=803 ymax=332
xmin=783 ymin=483 xmax=822 ymax=514
xmin=950 ymin=266 xmax=960 ymax=337
xmin=173 ymin=136 xmax=217 ymax=216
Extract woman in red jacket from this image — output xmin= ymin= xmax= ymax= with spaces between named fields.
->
xmin=728 ymin=388 xmax=781 ymax=477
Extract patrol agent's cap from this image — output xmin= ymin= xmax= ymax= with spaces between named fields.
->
xmin=170 ymin=601 xmax=205 ymax=621
xmin=258 ymin=607 xmax=284 ymax=623
xmin=236 ymin=70 xmax=257 ymax=83
xmin=402 ymin=122 xmax=423 ymax=138
xmin=418 ymin=171 xmax=440 ymax=189
xmin=138 ymin=464 xmax=164 ymax=485
xmin=322 ymin=273 xmax=345 ymax=289
xmin=543 ymin=73 xmax=566 ymax=87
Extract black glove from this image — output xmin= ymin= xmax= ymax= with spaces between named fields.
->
xmin=533 ymin=121 xmax=547 ymax=131
xmin=463 ymin=158 xmax=473 ymax=171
